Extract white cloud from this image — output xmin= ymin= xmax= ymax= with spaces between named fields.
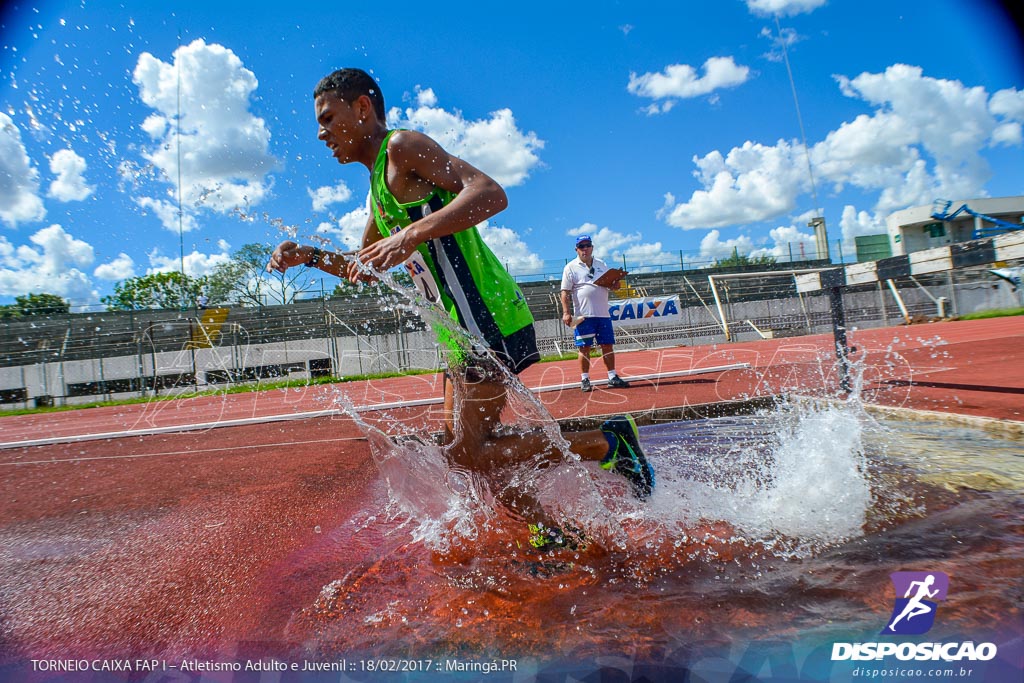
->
xmin=695 ymin=219 xmax=823 ymax=266
xmin=476 ymin=221 xmax=544 ymax=275
xmin=746 ymin=0 xmax=827 ymax=17
xmin=47 ymin=149 xmax=93 ymax=202
xmin=660 ymin=140 xmax=807 ymax=229
xmin=754 ymin=223 xmax=822 ymax=260
xmin=628 ymin=57 xmax=750 ymax=113
xmin=662 ymin=65 xmax=1024 ymax=231
xmin=698 ymin=230 xmax=757 ymax=264
xmin=989 ymin=87 xmax=1024 ymax=120
xmin=131 ymin=39 xmax=277 ymax=232
xmin=27 ymin=224 xmax=94 ymax=269
xmin=0 ymin=224 xmax=97 ymax=303
xmin=387 ymin=91 xmax=544 ymax=187
xmin=147 ymin=246 xmax=232 ymax=278
xmin=836 ymin=65 xmax=993 ymax=167
xmin=309 ymin=181 xmax=353 ymax=213
xmin=140 ymin=113 xmax=169 ymax=138
xmin=315 ymin=204 xmax=370 ymax=251
xmin=759 ymin=25 xmax=803 ymax=63
xmin=839 ymin=204 xmax=886 ymax=245
xmin=0 ymin=113 xmax=46 ymax=227
xmin=94 ymin=253 xmax=136 ymax=281
xmin=988 ymin=88 xmax=1024 ymax=146
xmin=568 ymin=223 xmax=677 ymax=272
xmin=414 ymin=87 xmax=438 ymax=108
xmin=991 ymin=121 xmax=1022 ymax=147
xmin=134 ymin=196 xmax=199 ymax=233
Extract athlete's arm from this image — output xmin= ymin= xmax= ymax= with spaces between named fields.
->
xmin=267 ymin=241 xmax=351 ymax=278
xmin=355 ymin=130 xmax=507 ymax=272
xmin=268 ymin=213 xmax=380 ymax=281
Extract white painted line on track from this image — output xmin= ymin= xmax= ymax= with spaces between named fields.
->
xmin=0 ymin=363 xmax=749 ymax=450
xmin=0 ymin=436 xmax=368 ymax=466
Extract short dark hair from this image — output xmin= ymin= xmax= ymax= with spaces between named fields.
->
xmin=313 ymin=68 xmax=386 ymax=121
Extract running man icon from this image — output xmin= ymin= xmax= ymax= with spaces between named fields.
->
xmin=883 ymin=571 xmax=949 ymax=635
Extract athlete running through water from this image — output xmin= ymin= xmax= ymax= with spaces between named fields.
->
xmin=267 ymin=68 xmax=654 ymax=549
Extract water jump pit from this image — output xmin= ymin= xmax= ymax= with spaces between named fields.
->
xmin=0 ymin=394 xmax=1021 ymax=682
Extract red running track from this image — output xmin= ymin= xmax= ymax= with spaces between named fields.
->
xmin=0 ymin=316 xmax=1021 ymax=661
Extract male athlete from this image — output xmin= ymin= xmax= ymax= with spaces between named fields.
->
xmin=268 ymin=68 xmax=653 ymax=548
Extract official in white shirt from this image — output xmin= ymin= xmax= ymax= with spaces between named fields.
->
xmin=560 ymin=235 xmax=630 ymax=392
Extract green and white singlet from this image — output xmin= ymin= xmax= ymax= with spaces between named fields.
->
xmin=370 ymin=130 xmax=538 ymax=374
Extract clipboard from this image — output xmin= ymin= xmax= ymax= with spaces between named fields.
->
xmin=593 ymin=268 xmax=627 ymax=288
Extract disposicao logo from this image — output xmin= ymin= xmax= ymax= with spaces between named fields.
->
xmin=831 ymin=571 xmax=998 ymax=663
xmin=882 ymin=571 xmax=948 ymax=636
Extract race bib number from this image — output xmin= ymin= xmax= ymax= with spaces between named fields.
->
xmin=405 ymin=252 xmax=442 ymax=304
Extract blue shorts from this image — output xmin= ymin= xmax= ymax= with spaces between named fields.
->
xmin=574 ymin=317 xmax=615 ymax=347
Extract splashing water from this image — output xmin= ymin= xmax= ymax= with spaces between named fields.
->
xmin=645 ymin=399 xmax=872 ymax=559
xmin=324 ymin=256 xmax=618 ymax=552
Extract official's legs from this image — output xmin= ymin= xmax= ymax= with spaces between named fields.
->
xmin=593 ymin=319 xmax=629 ymax=388
xmin=599 ymin=343 xmax=615 ymax=373
xmin=577 ymin=345 xmax=593 ymax=375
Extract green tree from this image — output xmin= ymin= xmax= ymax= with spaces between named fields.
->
xmin=209 ymin=242 xmax=322 ymax=306
xmin=101 ymin=271 xmax=208 ymax=311
xmin=0 ymin=293 xmax=70 ymax=319
xmin=714 ymin=247 xmax=777 ymax=268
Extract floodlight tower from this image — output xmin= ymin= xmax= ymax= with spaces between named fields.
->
xmin=808 ymin=216 xmax=830 ymax=262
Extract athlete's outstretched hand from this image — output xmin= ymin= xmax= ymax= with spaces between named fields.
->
xmin=267 ymin=241 xmax=312 ymax=273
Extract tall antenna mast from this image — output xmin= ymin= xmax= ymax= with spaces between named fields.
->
xmin=775 ymin=15 xmax=830 ymax=261
xmin=176 ymin=34 xmax=188 ymax=303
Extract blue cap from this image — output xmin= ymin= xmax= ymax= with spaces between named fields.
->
xmin=575 ymin=235 xmax=593 ymax=246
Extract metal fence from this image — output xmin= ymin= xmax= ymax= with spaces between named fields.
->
xmin=0 ymin=264 xmax=1019 ymax=408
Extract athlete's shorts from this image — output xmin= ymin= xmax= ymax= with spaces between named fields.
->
xmin=453 ymin=324 xmax=540 ymax=384
xmin=574 ymin=317 xmax=616 ymax=348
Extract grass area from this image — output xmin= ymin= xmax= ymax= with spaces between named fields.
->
xmin=0 ymin=351 xmax=578 ymax=417
xmin=541 ymin=351 xmax=580 ymax=363
xmin=956 ymin=307 xmax=1024 ymax=321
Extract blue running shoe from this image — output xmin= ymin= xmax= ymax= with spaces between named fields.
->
xmin=600 ymin=414 xmax=655 ymax=499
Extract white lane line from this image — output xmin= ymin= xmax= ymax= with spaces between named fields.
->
xmin=0 ymin=436 xmax=369 ymax=466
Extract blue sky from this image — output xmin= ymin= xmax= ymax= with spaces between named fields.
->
xmin=1 ymin=0 xmax=1022 ymax=308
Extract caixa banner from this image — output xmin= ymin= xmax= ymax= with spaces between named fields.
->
xmin=609 ymin=295 xmax=682 ymax=328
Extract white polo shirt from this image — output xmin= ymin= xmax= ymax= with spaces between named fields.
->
xmin=561 ymin=257 xmax=612 ymax=318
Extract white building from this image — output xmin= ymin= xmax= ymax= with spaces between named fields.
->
xmin=887 ymin=196 xmax=1024 ymax=256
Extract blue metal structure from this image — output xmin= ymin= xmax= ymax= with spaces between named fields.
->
xmin=930 ymin=199 xmax=1023 ymax=239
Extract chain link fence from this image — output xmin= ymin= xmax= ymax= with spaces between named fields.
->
xmin=1 ymin=263 xmax=1019 ymax=408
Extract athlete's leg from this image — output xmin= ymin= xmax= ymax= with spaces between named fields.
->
xmin=445 ymin=374 xmax=608 ymax=469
